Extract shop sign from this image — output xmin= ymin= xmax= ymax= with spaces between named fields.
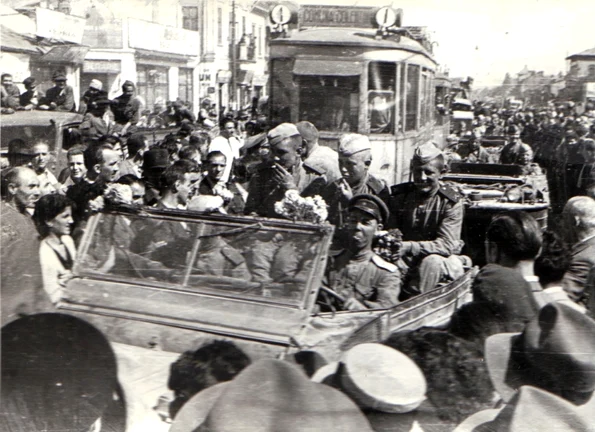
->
xmin=128 ymin=18 xmax=199 ymax=56
xmin=298 ymin=5 xmax=373 ymax=28
xmin=83 ymin=60 xmax=121 ymax=74
xmin=35 ymin=7 xmax=85 ymax=44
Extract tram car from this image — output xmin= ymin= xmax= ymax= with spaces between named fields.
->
xmin=267 ymin=4 xmax=449 ymax=185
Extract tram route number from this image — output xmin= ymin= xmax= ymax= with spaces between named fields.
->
xmin=299 ymin=5 xmax=373 ymax=28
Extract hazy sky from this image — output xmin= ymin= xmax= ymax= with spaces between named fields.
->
xmin=297 ymin=0 xmax=595 ymax=87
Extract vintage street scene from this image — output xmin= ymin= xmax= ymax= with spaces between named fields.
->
xmin=1 ymin=0 xmax=595 ymax=431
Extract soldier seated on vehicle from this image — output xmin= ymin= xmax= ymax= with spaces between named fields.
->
xmin=321 ymin=194 xmax=401 ymax=311
xmin=388 ymin=143 xmax=467 ymax=300
xmin=321 ymin=133 xmax=390 ymax=248
xmin=456 ymin=132 xmax=490 ymax=164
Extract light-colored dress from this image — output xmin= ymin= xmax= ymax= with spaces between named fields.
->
xmin=39 ymin=235 xmax=76 ymax=304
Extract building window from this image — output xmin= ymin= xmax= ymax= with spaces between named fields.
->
xmin=178 ymin=68 xmax=194 ymax=108
xmin=589 ymin=64 xmax=595 ymax=78
xmin=136 ymin=65 xmax=168 ymax=109
xmin=258 ymin=26 xmax=262 ymax=57
xmin=368 ymin=62 xmax=395 ymax=134
xmin=242 ymin=16 xmax=246 ymax=38
xmin=182 ymin=6 xmax=198 ymax=31
xmin=217 ymin=8 xmax=223 ymax=46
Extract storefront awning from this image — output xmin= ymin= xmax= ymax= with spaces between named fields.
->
xmin=293 ymin=59 xmax=362 ymax=76
xmin=1 ymin=25 xmax=40 ymax=54
xmin=237 ymin=70 xmax=254 ymax=86
xmin=217 ymin=70 xmax=232 ymax=84
xmin=135 ymin=48 xmax=195 ymax=64
xmin=40 ymin=45 xmax=89 ymax=64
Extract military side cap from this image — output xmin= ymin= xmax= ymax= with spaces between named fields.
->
xmin=339 ymin=134 xmax=371 ymax=157
xmin=348 ymin=194 xmax=389 ymax=226
xmin=413 ymin=142 xmax=443 ymax=165
xmin=1 ymin=313 xmax=118 ymax=431
xmin=267 ymin=123 xmax=300 ymax=147
xmin=296 ymin=121 xmax=319 ymax=143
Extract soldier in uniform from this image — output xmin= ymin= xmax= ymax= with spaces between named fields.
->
xmin=388 ymin=142 xmax=465 ymax=299
xmin=321 ymin=133 xmax=390 ymax=247
xmin=500 ymin=125 xmax=534 ymax=165
xmin=244 ymin=123 xmax=326 ymax=218
xmin=323 ymin=194 xmax=401 ymax=311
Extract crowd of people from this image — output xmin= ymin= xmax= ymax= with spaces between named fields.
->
xmin=446 ymin=101 xmax=595 ymax=208
xmin=3 ymin=94 xmax=595 ymax=430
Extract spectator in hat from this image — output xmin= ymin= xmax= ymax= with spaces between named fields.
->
xmin=209 ymin=118 xmax=244 ymax=183
xmin=40 ymin=71 xmax=76 ymax=112
xmin=19 ymin=76 xmax=40 ymax=110
xmin=171 ymin=101 xmax=196 ymax=126
xmin=297 ymin=121 xmax=341 ymax=183
xmin=455 ymin=303 xmax=595 ymax=431
xmin=321 ymin=134 xmax=389 ymax=244
xmin=80 ymin=95 xmax=117 ymax=143
xmin=1 ymin=73 xmax=21 ymax=110
xmin=388 ymin=142 xmax=466 ymax=299
xmin=561 ymin=196 xmax=595 ymax=305
xmin=141 ymin=147 xmax=170 ymax=206
xmin=1 ymin=167 xmax=48 ymax=325
xmin=78 ymin=78 xmax=108 ymax=114
xmin=170 ymin=359 xmax=374 ymax=432
xmin=244 ymin=123 xmax=327 ymax=218
xmin=321 ymin=194 xmax=400 ymax=310
xmin=118 ymin=133 xmax=148 ymax=178
xmin=112 ymin=80 xmax=144 ymax=132
xmin=177 ymin=121 xmax=195 ymax=145
xmin=28 ymin=140 xmax=60 ymax=196
xmin=33 ymin=194 xmax=76 ymax=303
xmin=1 ymin=313 xmax=125 ymax=431
xmin=499 ymin=125 xmax=533 ymax=165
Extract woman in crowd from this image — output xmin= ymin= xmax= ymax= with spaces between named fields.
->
xmin=33 ymin=193 xmax=76 ymax=304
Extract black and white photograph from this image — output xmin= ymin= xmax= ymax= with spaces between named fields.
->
xmin=1 ymin=0 xmax=595 ymax=430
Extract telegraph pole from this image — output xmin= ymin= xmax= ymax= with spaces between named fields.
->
xmin=230 ymin=0 xmax=237 ymax=110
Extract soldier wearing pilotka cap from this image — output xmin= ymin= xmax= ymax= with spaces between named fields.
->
xmin=388 ymin=142 xmax=466 ymax=300
xmin=244 ymin=123 xmax=327 ymax=218
xmin=320 ymin=133 xmax=390 ymax=244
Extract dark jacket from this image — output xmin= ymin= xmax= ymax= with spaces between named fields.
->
xmin=43 ymin=85 xmax=76 ymax=112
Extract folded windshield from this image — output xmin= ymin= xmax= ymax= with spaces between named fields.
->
xmin=76 ymin=212 xmax=331 ymax=307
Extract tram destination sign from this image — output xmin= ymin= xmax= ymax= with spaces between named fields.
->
xmin=298 ymin=5 xmax=375 ymax=28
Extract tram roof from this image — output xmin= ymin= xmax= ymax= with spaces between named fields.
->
xmin=270 ymin=27 xmax=436 ymax=64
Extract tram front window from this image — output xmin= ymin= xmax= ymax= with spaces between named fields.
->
xmin=298 ymin=75 xmax=359 ymax=132
xmin=368 ymin=62 xmax=396 ymax=134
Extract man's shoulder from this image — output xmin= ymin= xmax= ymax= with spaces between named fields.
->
xmin=437 ymin=182 xmax=461 ymax=203
xmin=303 ymin=160 xmax=325 ymax=176
xmin=366 ymin=174 xmax=387 ymax=195
xmin=371 ymin=254 xmax=398 ymax=273
xmin=390 ymin=182 xmax=415 ymax=196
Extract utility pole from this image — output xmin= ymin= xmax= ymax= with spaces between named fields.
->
xmin=230 ymin=0 xmax=237 ymax=111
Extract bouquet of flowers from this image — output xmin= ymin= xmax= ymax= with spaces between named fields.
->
xmin=274 ymin=190 xmax=328 ymax=224
xmin=88 ymin=183 xmax=133 ymax=213
xmin=373 ymin=228 xmax=403 ymax=264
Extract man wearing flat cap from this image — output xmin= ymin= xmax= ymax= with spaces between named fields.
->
xmin=20 ymin=76 xmax=40 ymax=110
xmin=321 ymin=133 xmax=390 ymax=246
xmin=244 ymin=123 xmax=327 ymax=218
xmin=388 ymin=142 xmax=464 ymax=299
xmin=39 ymin=71 xmax=76 ymax=112
xmin=322 ymin=194 xmax=400 ymax=311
